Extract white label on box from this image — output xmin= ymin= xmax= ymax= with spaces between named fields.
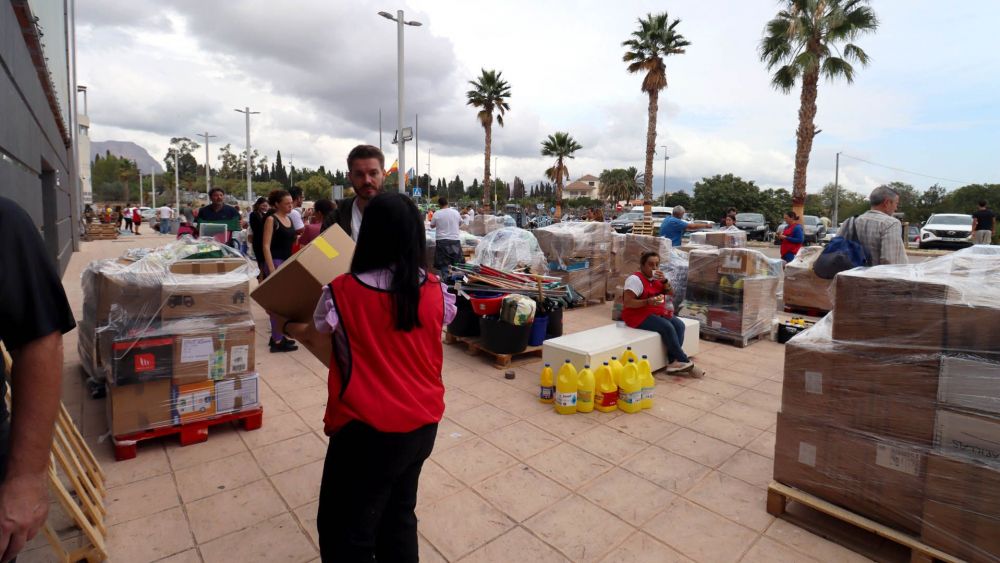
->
xmin=798 ymin=442 xmax=817 ymax=467
xmin=804 ymin=371 xmax=823 ymax=395
xmin=934 ymin=409 xmax=1000 ymax=464
xmin=180 ymin=337 xmax=213 ymax=363
xmin=216 ymin=376 xmax=259 ymax=413
xmin=230 ymin=345 xmax=249 ymax=373
xmin=875 ymin=444 xmax=920 ymax=476
xmin=711 ymin=321 xmax=722 ymax=329
xmin=938 ymin=356 xmax=1000 ymax=415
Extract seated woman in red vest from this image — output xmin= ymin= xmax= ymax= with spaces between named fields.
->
xmin=621 ymin=252 xmax=704 ymax=377
xmin=287 ymin=192 xmax=456 ymax=561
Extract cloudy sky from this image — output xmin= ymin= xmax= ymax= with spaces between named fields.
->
xmin=77 ymin=0 xmax=999 ymax=197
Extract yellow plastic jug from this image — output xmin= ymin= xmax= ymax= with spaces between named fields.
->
xmin=638 ymin=354 xmax=655 ymax=410
xmin=621 ymin=346 xmax=639 ymax=365
xmin=576 ymin=364 xmax=595 ymax=414
xmin=609 ymin=356 xmax=625 ymax=387
xmin=555 ymin=360 xmax=578 ymax=415
xmin=617 ymin=359 xmax=642 ymax=414
xmin=539 ymin=363 xmax=555 ymax=404
xmin=594 ymin=362 xmax=618 ymax=413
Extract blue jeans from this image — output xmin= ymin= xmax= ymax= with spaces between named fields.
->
xmin=160 ymin=218 xmax=171 ymax=234
xmin=638 ymin=315 xmax=690 ymax=364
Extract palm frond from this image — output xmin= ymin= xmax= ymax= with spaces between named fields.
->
xmin=842 ymin=43 xmax=870 ymax=65
xmin=771 ymin=64 xmax=800 ymax=92
xmin=821 ymin=56 xmax=855 ymax=82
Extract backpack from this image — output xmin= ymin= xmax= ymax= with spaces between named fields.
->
xmin=813 ymin=217 xmax=872 ymax=279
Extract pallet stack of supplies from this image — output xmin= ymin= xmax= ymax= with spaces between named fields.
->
xmin=471 ymin=227 xmax=548 ymax=274
xmin=783 ymin=246 xmax=836 ymax=312
xmin=691 ymin=230 xmax=747 ymax=248
xmin=535 ymin=222 xmax=613 ymax=304
xmin=215 ymin=374 xmax=260 ymax=415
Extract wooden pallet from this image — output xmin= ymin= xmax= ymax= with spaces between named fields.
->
xmin=111 ymin=407 xmax=263 ymax=461
xmin=699 ymin=328 xmax=770 ymax=348
xmin=444 ymin=332 xmax=542 ymax=369
xmin=631 ymin=221 xmax=655 ymax=236
xmin=766 ymin=482 xmax=961 ymax=563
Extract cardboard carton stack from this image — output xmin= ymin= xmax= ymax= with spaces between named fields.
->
xmin=535 ymin=222 xmax=614 ymax=304
xmin=466 ymin=214 xmax=506 ymax=236
xmin=607 ymin=234 xmax=672 ymax=300
xmin=783 ymin=246 xmax=835 ymax=312
xmin=775 ymin=250 xmax=1000 ymax=561
xmin=689 ymin=230 xmax=747 ymax=249
xmin=79 ymin=240 xmax=261 ymax=437
xmin=678 ymin=248 xmax=781 ymax=344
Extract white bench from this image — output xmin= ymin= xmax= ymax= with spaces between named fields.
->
xmin=543 ymin=318 xmax=699 ymax=372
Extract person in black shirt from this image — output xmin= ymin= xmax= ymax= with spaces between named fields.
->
xmin=0 ymin=197 xmax=76 ymax=562
xmin=195 ymin=188 xmax=241 ymax=243
xmin=972 ymin=200 xmax=996 ymax=245
xmin=247 ymin=197 xmax=270 ymax=279
xmin=262 ymin=189 xmax=299 ymax=353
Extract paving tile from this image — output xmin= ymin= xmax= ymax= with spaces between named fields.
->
xmin=417 ymin=459 xmax=466 ymax=506
xmin=240 ymin=411 xmax=311 ymax=449
xmin=578 ymin=467 xmax=676 ymax=526
xmin=276 ymin=384 xmax=328 ymax=410
xmin=418 ymin=489 xmax=514 ymax=560
xmin=657 ymin=427 xmax=740 ymax=468
xmin=433 ymin=417 xmax=475 ymax=451
xmin=442 ymin=365 xmax=486 ymax=389
xmin=684 ymin=471 xmax=774 ymax=532
xmin=643 ymin=499 xmax=757 ymax=563
xmin=665 ymin=386 xmax=727 ymax=411
xmin=719 ymin=449 xmax=774 ymax=489
xmin=451 ymin=403 xmax=520 ymax=435
xmin=621 ymin=445 xmax=711 ymax=494
xmin=87 ymin=435 xmax=172 ymax=489
xmin=599 ymin=531 xmax=693 ymax=563
xmin=570 ymin=424 xmax=649 ymax=464
xmin=464 ymin=379 xmax=525 ymax=402
xmin=733 ymin=389 xmax=782 ymax=412
xmin=106 ymin=473 xmax=180 ymax=525
xmin=173 ymin=451 xmax=264 ymax=504
xmin=524 ymin=494 xmax=634 ymax=562
xmin=443 ymin=387 xmax=485 ymax=415
xmin=715 ymin=400 xmax=777 ymax=430
xmin=296 ymin=403 xmax=327 ymax=433
xmin=746 ymin=430 xmax=777 ymax=459
xmin=763 ymin=518 xmax=873 ymax=563
xmin=710 ymin=369 xmax=769 ymax=390
xmin=433 ymin=437 xmax=518 ymax=485
xmin=685 ymin=378 xmax=747 ymax=400
xmin=294 ymin=500 xmax=320 ymax=550
xmin=199 ymin=512 xmax=317 ymax=563
xmin=753 ymin=378 xmax=784 ymax=396
xmin=525 ymin=442 xmax=614 ymax=490
xmin=482 ymin=419 xmax=562 ymax=459
xmin=643 ymin=398 xmax=706 ymax=425
xmin=419 ymin=533 xmax=448 ymax=563
xmin=155 ymin=549 xmax=203 ymax=563
xmin=166 ymin=425 xmax=250 ymax=471
xmin=528 ymin=408 xmax=601 ymax=440
xmin=742 ymin=536 xmax=821 ymax=563
xmin=474 ymin=464 xmax=571 ymax=522
xmin=460 ymin=526 xmax=569 ymax=563
xmin=490 ymin=389 xmax=554 ymax=418
xmin=604 ymin=411 xmax=678 ymax=443
xmin=688 ymin=412 xmax=765 ymax=448
xmin=258 ymin=384 xmax=293 ymax=416
xmin=186 ymin=479 xmax=287 ymax=544
xmin=105 ymin=506 xmax=194 ymax=562
xmin=272 ymin=458 xmax=324 ymax=508
xmin=252 ymin=432 xmax=327 ymax=475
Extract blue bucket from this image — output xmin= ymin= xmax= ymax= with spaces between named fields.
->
xmin=528 ymin=315 xmax=549 ymax=346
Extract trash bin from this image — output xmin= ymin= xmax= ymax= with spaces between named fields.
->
xmin=447 ymin=295 xmax=480 ymax=337
xmin=546 ymin=307 xmax=564 ymax=337
xmin=479 ymin=316 xmax=531 ymax=354
xmin=528 ymin=314 xmax=549 ymax=346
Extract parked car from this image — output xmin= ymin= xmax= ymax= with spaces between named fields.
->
xmin=802 ymin=215 xmax=828 ymax=244
xmin=610 ymin=212 xmax=642 ymax=233
xmin=627 ymin=206 xmax=673 ymax=232
xmin=139 ymin=207 xmax=156 ymax=221
xmin=907 ymin=225 xmax=921 ymax=248
xmin=919 ymin=213 xmax=974 ymax=249
xmin=734 ymin=213 xmax=770 ymax=241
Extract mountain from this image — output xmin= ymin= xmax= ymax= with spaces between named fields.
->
xmin=91 ymin=140 xmax=163 ymax=174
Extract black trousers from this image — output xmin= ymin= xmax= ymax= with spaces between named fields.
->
xmin=317 ymin=420 xmax=438 ymax=562
xmin=433 ymin=240 xmax=464 ymax=277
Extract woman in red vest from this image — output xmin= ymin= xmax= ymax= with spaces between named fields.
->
xmin=301 ymin=192 xmax=456 ymax=561
xmin=777 ymin=210 xmax=805 ymax=263
xmin=622 ymin=252 xmax=703 ymax=376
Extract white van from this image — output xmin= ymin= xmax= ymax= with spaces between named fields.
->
xmin=630 ymin=206 xmax=674 ymax=230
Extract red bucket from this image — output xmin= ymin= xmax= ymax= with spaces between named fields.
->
xmin=470 ymin=294 xmax=506 ymax=316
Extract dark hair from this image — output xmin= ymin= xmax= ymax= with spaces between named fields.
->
xmin=351 ymin=193 xmax=426 ymax=331
xmin=314 ymin=199 xmax=336 ymax=230
xmin=784 ymin=210 xmax=799 ymax=220
xmin=288 ymin=187 xmax=303 ymax=201
xmin=726 ymin=207 xmax=737 ymax=214
xmin=979 ymin=200 xmax=988 ymax=207
xmin=268 ymin=189 xmax=290 ymax=207
xmin=209 ymin=187 xmax=225 ymax=198
xmin=438 ymin=196 xmax=448 ymax=207
xmin=347 ymin=144 xmax=386 ymax=171
xmin=639 ymin=251 xmax=659 ymax=267
xmin=252 ymin=196 xmax=267 ymax=213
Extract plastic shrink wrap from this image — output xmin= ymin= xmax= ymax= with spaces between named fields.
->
xmin=79 ymin=237 xmax=261 ymax=437
xmin=783 ymin=246 xmax=836 ymax=312
xmin=776 ymin=247 xmax=1000 ymax=562
xmin=471 ymin=227 xmax=547 ymax=274
xmin=534 ymin=222 xmax=613 ymax=304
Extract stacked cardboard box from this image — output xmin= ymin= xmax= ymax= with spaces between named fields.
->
xmin=467 ymin=214 xmax=506 ymax=236
xmin=689 ymin=230 xmax=747 ymax=249
xmin=79 ymin=240 xmax=262 ymax=436
xmin=535 ymin=222 xmax=614 ymax=304
xmin=607 ymin=234 xmax=672 ymax=300
xmin=678 ymin=248 xmax=781 ymax=344
xmin=783 ymin=246 xmax=836 ymax=312
xmin=775 ymin=250 xmax=1000 ymax=560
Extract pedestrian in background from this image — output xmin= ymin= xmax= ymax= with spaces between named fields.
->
xmin=430 ymin=196 xmax=464 ymax=278
xmin=261 ymin=189 xmax=299 ymax=353
xmin=972 ymin=200 xmax=996 ymax=245
xmin=299 ymin=199 xmax=335 ymax=247
xmin=777 ymin=210 xmax=805 ymax=263
xmin=854 ymin=186 xmax=908 ymax=265
xmin=158 ymin=204 xmax=173 ymax=235
xmin=247 ymin=196 xmax=270 ymax=277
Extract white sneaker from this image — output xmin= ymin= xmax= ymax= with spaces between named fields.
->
xmin=666 ymin=361 xmax=694 ymax=373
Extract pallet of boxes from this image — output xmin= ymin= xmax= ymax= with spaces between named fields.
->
xmin=678 ymin=247 xmax=782 ymax=347
xmin=782 ymin=246 xmax=835 ymax=314
xmin=535 ymin=222 xmax=612 ymax=306
xmin=78 ymin=239 xmax=262 ymax=461
xmin=608 ymin=233 xmax=674 ymax=302
xmin=771 ymin=247 xmax=1000 ymax=563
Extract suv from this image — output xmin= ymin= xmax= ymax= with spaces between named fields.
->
xmin=734 ymin=213 xmax=770 ymax=241
xmin=919 ymin=214 xmax=974 ymax=249
xmin=802 ymin=215 xmax=827 ymax=243
xmin=610 ymin=211 xmax=642 ymax=233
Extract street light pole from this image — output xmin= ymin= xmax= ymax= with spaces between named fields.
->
xmin=379 ymin=9 xmax=422 ymax=194
xmin=173 ymin=150 xmax=180 ymax=218
xmin=234 ymin=107 xmax=260 ymax=203
xmin=151 ymin=169 xmax=156 ymax=209
xmin=138 ymin=173 xmax=143 ymax=208
xmin=833 ymin=152 xmax=841 ymax=227
xmin=196 ymin=132 xmax=216 ymax=197
xmin=660 ymin=145 xmax=669 ymax=206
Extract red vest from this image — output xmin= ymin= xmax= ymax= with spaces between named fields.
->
xmin=621 ymin=271 xmax=670 ymax=328
xmin=780 ymin=224 xmax=803 ymax=258
xmin=324 ymin=273 xmax=446 ymax=434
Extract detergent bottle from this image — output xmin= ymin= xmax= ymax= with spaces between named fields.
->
xmin=539 ymin=363 xmax=555 ymax=404
xmin=555 ymin=360 xmax=578 ymax=414
xmin=594 ymin=362 xmax=618 ymax=413
xmin=638 ymin=355 xmax=655 ymax=410
xmin=621 ymin=346 xmax=639 ymax=365
xmin=617 ymin=359 xmax=643 ymax=413
xmin=576 ymin=364 xmax=595 ymax=413
xmin=609 ymin=356 xmax=625 ymax=387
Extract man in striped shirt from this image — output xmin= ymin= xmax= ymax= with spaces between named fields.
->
xmin=853 ymin=186 xmax=908 ymax=265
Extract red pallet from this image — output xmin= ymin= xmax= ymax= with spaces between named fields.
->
xmin=112 ymin=407 xmax=264 ymax=461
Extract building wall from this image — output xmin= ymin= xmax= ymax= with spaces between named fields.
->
xmin=0 ymin=1 xmax=78 ymax=274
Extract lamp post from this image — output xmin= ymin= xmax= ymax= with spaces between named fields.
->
xmin=379 ymin=9 xmax=422 ymax=194
xmin=196 ymin=132 xmax=216 ymax=197
xmin=833 ymin=151 xmax=841 ymax=227
xmin=234 ymin=107 xmax=260 ymax=203
xmin=660 ymin=145 xmax=670 ymax=206
xmin=173 ymin=150 xmax=180 ymax=218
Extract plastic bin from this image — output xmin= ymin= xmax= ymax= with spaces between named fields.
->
xmin=528 ymin=315 xmax=549 ymax=346
xmin=448 ymin=295 xmax=480 ymax=337
xmin=470 ymin=293 xmax=507 ymax=316
xmin=479 ymin=316 xmax=531 ymax=354
xmin=546 ymin=307 xmax=564 ymax=337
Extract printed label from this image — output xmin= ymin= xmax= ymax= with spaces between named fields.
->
xmin=621 ymin=390 xmax=642 ymax=405
xmin=180 ymin=337 xmax=213 ymax=363
xmin=798 ymin=442 xmax=817 ymax=467
xmin=230 ymin=345 xmax=249 ymax=373
xmin=804 ymin=371 xmax=823 ymax=395
xmin=596 ymin=390 xmax=619 ymax=408
xmin=641 ymin=388 xmax=654 ymax=401
xmin=134 ymin=353 xmax=156 ymax=373
xmin=555 ymin=392 xmax=577 ymax=407
xmin=875 ymin=444 xmax=921 ymax=476
xmin=711 ymin=321 xmax=722 ymax=329
xmin=577 ymin=390 xmax=593 ymax=404
xmin=539 ymin=386 xmax=555 ymax=401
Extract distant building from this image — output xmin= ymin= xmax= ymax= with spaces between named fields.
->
xmin=564 ymin=174 xmax=600 ymax=199
xmin=1 ymin=1 xmax=80 ymax=274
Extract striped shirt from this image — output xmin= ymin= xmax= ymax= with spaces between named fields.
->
xmin=852 ymin=210 xmax=908 ymax=265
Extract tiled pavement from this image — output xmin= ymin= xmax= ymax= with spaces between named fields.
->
xmin=20 ymin=232 xmax=878 ymax=562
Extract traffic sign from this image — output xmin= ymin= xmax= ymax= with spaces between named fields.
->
xmin=413 ymin=188 xmax=422 ymax=197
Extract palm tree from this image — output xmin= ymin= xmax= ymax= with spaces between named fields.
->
xmin=540 ymin=132 xmax=583 ymax=221
xmin=466 ymin=69 xmax=511 ymax=211
xmin=622 ymin=12 xmax=690 ymax=221
xmin=760 ymin=0 xmax=878 ymax=217
xmin=598 ymin=168 xmax=643 ymax=205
